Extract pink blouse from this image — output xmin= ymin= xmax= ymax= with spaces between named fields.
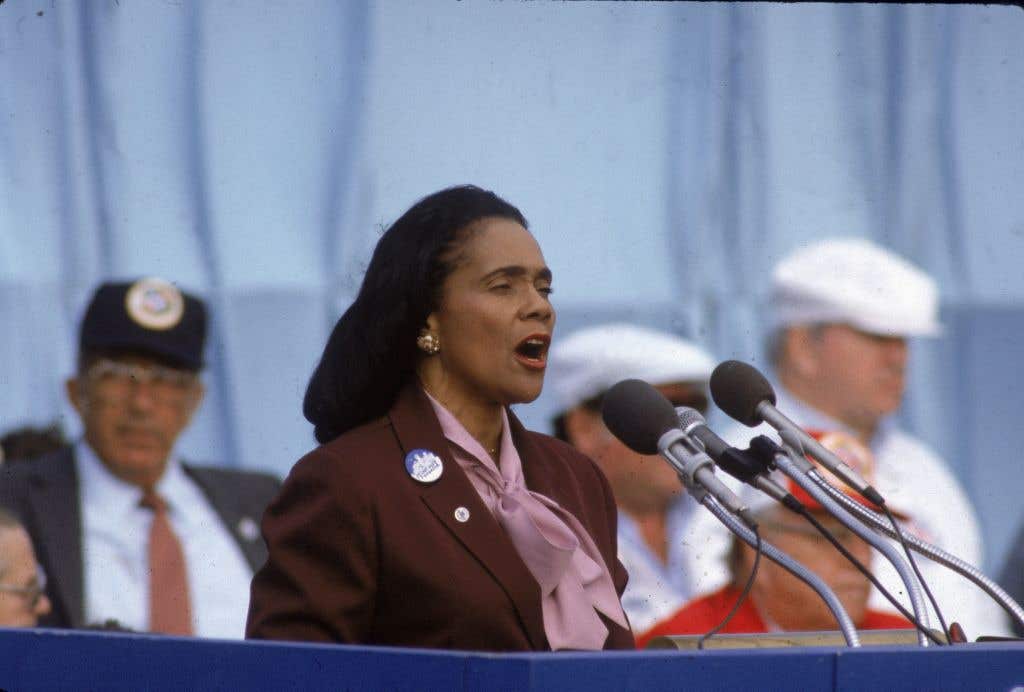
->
xmin=424 ymin=390 xmax=628 ymax=650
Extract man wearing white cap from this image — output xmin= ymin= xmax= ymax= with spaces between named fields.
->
xmin=719 ymin=237 xmax=1009 ymax=637
xmin=547 ymin=323 xmax=731 ymax=636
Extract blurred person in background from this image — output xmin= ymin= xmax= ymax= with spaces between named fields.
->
xmin=0 ymin=422 xmax=67 ymax=465
xmin=997 ymin=522 xmax=1024 ymax=636
xmin=636 ymin=432 xmax=911 ymax=647
xmin=0 ymin=507 xmax=51 ymax=627
xmin=0 ymin=278 xmax=280 ymax=637
xmin=716 ymin=238 xmax=1009 ymax=638
xmin=546 ymin=323 xmax=728 ymax=637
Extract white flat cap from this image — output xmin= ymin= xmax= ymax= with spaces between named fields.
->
xmin=546 ymin=323 xmax=716 ymax=413
xmin=771 ymin=238 xmax=941 ymax=337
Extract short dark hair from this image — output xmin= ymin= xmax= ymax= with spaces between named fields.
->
xmin=0 ymin=422 xmax=67 ymax=463
xmin=0 ymin=507 xmax=21 ymax=531
xmin=768 ymin=323 xmax=830 ymax=369
xmin=303 ymin=185 xmax=528 ymax=444
xmin=550 ymin=394 xmax=604 ymax=443
xmin=551 ymin=385 xmax=709 ymax=444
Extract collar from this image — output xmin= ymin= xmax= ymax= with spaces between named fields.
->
xmin=422 ymin=387 xmax=513 ymax=473
xmin=773 ymin=383 xmax=895 ymax=453
xmin=75 ymin=439 xmax=188 ymax=520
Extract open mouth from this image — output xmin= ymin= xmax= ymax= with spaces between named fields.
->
xmin=514 ymin=334 xmax=550 ymax=369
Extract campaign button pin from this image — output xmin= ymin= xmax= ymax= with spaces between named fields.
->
xmin=405 ymin=449 xmax=444 ymax=484
xmin=454 ymin=507 xmax=470 ymax=523
xmin=237 ymin=516 xmax=260 ymax=542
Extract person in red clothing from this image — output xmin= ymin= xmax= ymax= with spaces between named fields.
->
xmin=637 ymin=431 xmax=911 ymax=648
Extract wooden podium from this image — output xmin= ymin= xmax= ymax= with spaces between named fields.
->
xmin=647 ymin=628 xmax=940 ymax=649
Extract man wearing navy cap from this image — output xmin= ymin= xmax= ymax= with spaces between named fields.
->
xmin=0 ymin=278 xmax=280 ymax=638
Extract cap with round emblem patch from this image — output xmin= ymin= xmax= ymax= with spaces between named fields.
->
xmin=125 ymin=277 xmax=185 ymax=331
xmin=79 ymin=277 xmax=208 ymax=370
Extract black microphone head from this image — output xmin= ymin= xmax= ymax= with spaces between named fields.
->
xmin=601 ymin=379 xmax=679 ymax=455
xmin=709 ymin=360 xmax=777 ymax=427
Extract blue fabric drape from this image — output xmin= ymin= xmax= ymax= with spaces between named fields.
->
xmin=2 ymin=3 xmax=1022 ymax=571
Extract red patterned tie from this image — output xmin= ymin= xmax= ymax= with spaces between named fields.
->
xmin=140 ymin=490 xmax=193 ymax=635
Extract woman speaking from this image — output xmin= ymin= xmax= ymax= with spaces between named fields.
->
xmin=246 ymin=185 xmax=633 ymax=651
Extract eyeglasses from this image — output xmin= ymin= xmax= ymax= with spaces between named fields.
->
xmin=84 ymin=358 xmax=199 ymax=402
xmin=0 ymin=566 xmax=48 ymax=608
xmin=585 ymin=391 xmax=710 ymax=416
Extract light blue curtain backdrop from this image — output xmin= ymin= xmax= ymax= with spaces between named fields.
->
xmin=2 ymin=2 xmax=1023 ymax=572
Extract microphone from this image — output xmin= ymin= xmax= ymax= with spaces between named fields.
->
xmin=709 ymin=360 xmax=885 ymax=507
xmin=675 ymin=406 xmax=796 ymax=508
xmin=678 ymin=410 xmax=946 ymax=645
xmin=603 ymin=382 xmax=863 ymax=646
xmin=601 ymin=379 xmax=757 ymax=527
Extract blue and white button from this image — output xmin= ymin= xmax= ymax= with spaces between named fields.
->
xmin=237 ymin=516 xmax=260 ymax=542
xmin=454 ymin=507 xmax=470 ymax=523
xmin=405 ymin=448 xmax=444 ymax=484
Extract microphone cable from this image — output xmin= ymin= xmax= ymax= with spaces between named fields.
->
xmin=791 ymin=502 xmax=947 ymax=646
xmin=881 ymin=504 xmax=952 ymax=642
xmin=709 ymin=428 xmax=945 ymax=644
xmin=698 ymin=528 xmax=763 ymax=650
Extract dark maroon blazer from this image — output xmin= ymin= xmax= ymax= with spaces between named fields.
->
xmin=246 ymin=384 xmax=634 ymax=651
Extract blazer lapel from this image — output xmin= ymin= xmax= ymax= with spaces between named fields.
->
xmin=183 ymin=465 xmax=267 ymax=571
xmin=509 ymin=412 xmax=562 ymax=504
xmin=388 ymin=384 xmax=547 ymax=650
xmin=28 ymin=448 xmax=85 ymax=628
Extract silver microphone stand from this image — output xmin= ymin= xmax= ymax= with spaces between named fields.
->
xmin=811 ymin=471 xmax=1024 ymax=633
xmin=770 ymin=442 xmax=931 ymax=646
xmin=687 ymin=485 xmax=861 ymax=647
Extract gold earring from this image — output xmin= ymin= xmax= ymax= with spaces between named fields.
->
xmin=417 ymin=332 xmax=441 ymax=355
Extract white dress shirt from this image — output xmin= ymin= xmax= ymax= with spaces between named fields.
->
xmin=77 ymin=441 xmax=255 ymax=638
xmin=618 ymin=494 xmax=733 ymax=636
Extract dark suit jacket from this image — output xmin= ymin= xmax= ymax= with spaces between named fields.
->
xmin=0 ymin=446 xmax=282 ymax=629
xmin=246 ymin=384 xmax=634 ymax=651
xmin=999 ymin=521 xmax=1024 ymax=637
